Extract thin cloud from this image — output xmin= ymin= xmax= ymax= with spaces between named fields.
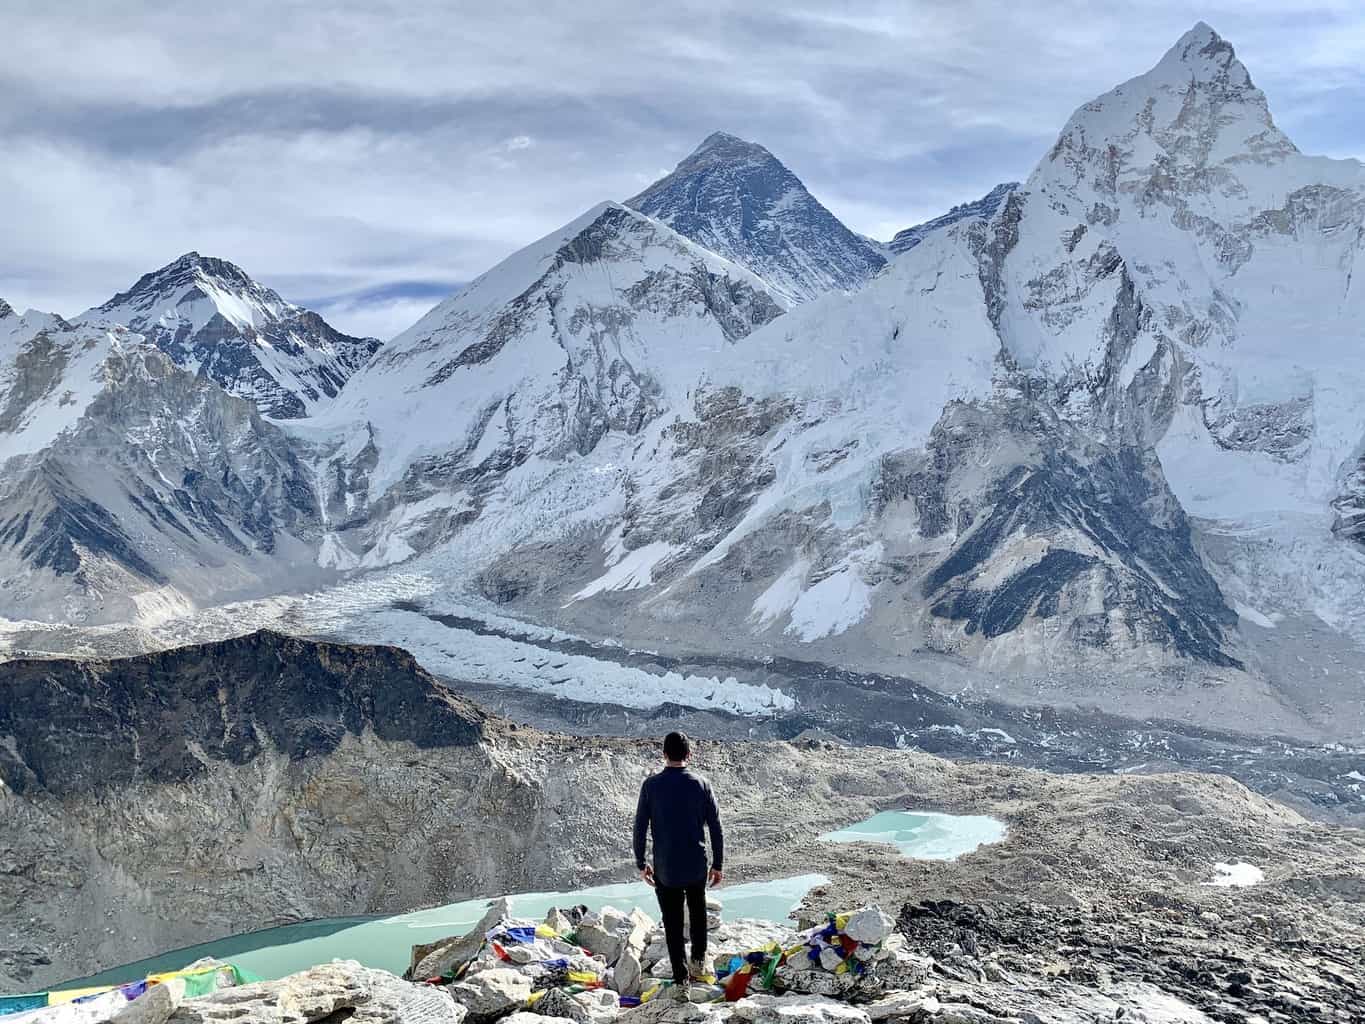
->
xmin=2 ymin=1 xmax=1361 ymax=328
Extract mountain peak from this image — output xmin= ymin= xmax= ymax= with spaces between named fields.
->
xmin=1031 ymin=22 xmax=1296 ymax=200
xmin=888 ymin=182 xmax=1019 ymax=254
xmin=104 ymin=252 xmax=266 ymax=312
xmin=684 ymin=131 xmax=775 ymax=166
xmin=78 ymin=255 xmax=381 ymax=419
xmin=627 ymin=134 xmax=886 ymax=302
xmin=1154 ymin=21 xmax=1248 ymax=88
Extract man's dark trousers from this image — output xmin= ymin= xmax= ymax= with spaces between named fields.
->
xmin=655 ymin=881 xmax=707 ymax=983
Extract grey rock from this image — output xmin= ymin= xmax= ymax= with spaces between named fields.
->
xmin=531 ymin=988 xmax=590 ymax=1024
xmin=447 ymin=967 xmax=533 ymax=1023
xmin=168 ymin=961 xmax=369 ymax=1024
xmin=111 ymin=983 xmax=180 ymax=1024
xmin=731 ymin=995 xmax=871 ymax=1024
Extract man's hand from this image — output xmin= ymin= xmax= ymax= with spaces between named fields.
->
xmin=640 ymin=866 xmax=655 ymax=887
xmin=708 ymin=868 xmax=723 ymax=888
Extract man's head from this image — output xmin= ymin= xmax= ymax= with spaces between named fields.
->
xmin=663 ymin=731 xmax=691 ymax=765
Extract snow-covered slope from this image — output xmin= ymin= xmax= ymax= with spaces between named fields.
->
xmin=627 ymin=132 xmax=887 ymax=303
xmin=77 ymin=253 xmax=381 ymax=418
xmin=0 ymin=312 xmax=329 ymax=623
xmin=463 ymin=23 xmax=1365 ymax=738
xmin=308 ymin=201 xmax=786 ymax=569
xmin=4 ymin=24 xmax=1364 ymax=740
xmin=888 ymin=182 xmax=1018 ymax=254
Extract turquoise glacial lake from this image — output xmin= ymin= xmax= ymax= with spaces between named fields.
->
xmin=60 ymin=811 xmax=1001 ymax=988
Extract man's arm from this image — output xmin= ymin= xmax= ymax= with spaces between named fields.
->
xmin=633 ymin=779 xmax=651 ymax=872
xmin=704 ymin=781 xmax=724 ymax=874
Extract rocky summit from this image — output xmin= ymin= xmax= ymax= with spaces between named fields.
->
xmin=627 ymin=132 xmax=887 ymax=303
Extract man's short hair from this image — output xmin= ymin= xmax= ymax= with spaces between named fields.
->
xmin=663 ymin=731 xmax=691 ymax=762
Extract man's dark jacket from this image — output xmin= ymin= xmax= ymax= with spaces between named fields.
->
xmin=633 ymin=765 xmax=724 ymax=887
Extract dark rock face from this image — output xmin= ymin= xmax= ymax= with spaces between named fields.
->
xmin=889 ymin=183 xmax=1019 ymax=255
xmin=628 ymin=132 xmax=886 ymax=302
xmin=0 ymin=630 xmax=485 ymax=798
xmin=879 ymin=399 xmax=1240 ymax=667
xmin=1332 ymin=454 xmax=1365 ymax=546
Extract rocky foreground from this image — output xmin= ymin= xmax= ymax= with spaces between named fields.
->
xmin=2 ymin=632 xmax=1364 ymax=1021
xmin=26 ymin=888 xmax=1362 ymax=1024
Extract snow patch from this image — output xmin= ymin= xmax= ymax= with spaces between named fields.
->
xmin=748 ymin=558 xmax=810 ymax=629
xmin=785 ymin=566 xmax=872 ymax=641
xmin=569 ymin=541 xmax=677 ymax=602
xmin=1205 ymin=862 xmax=1264 ymax=887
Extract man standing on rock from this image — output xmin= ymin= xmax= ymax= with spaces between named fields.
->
xmin=634 ymin=730 xmax=725 ymax=987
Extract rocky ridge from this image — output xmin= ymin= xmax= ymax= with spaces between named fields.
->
xmin=886 ymin=183 xmax=1018 ymax=255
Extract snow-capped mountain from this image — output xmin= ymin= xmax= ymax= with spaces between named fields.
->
xmin=77 ymin=253 xmax=381 ymax=418
xmin=309 ymin=200 xmax=786 ymax=569
xmin=0 ymin=312 xmax=327 ymax=623
xmin=627 ymin=132 xmax=887 ymax=303
xmin=887 ymin=182 xmax=1018 ymax=254
xmin=3 ymin=24 xmax=1364 ymax=741
xmin=462 ymin=23 xmax=1365 ymax=738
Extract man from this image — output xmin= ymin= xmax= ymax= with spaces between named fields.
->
xmin=633 ymin=731 xmax=725 ymax=986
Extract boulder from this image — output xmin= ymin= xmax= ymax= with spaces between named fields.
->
xmin=772 ymin=968 xmax=882 ymax=1002
xmin=842 ymin=910 xmax=893 ymax=947
xmin=506 ymin=1014 xmax=579 ymax=1024
xmin=706 ymin=920 xmax=800 ymax=975
xmin=411 ymin=898 xmax=511 ymax=980
xmin=731 ymin=995 xmax=871 ymax=1024
xmin=620 ymin=995 xmax=729 ymax=1024
xmin=615 ymin=948 xmax=646 ymax=998
xmin=867 ymin=940 xmax=930 ymax=992
xmin=571 ymin=989 xmax=621 ymax=1024
xmin=531 ymin=989 xmax=590 ymax=1024
xmin=546 ymin=909 xmax=576 ymax=935
xmin=448 ymin=967 xmax=533 ymax=1023
xmin=111 ymin=984 xmax=181 ymax=1024
xmin=863 ymin=992 xmax=937 ymax=1023
xmin=577 ymin=922 xmax=625 ymax=964
xmin=167 ymin=962 xmax=437 ymax=1024
xmin=359 ymin=968 xmax=467 ymax=1024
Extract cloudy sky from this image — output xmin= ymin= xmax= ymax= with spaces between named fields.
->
xmin=3 ymin=1 xmax=1362 ymax=340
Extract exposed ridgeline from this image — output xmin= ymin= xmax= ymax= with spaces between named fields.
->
xmin=2 ymin=633 xmax=1364 ymax=1022
xmin=0 ymin=630 xmax=486 ymax=797
xmin=886 ymin=182 xmax=1018 ymax=255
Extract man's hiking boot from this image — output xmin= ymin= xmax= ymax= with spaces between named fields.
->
xmin=688 ymin=958 xmax=713 ymax=982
